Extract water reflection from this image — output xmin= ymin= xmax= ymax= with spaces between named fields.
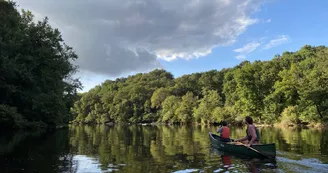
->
xmin=0 ymin=125 xmax=328 ymax=173
xmin=0 ymin=130 xmax=76 ymax=173
xmin=210 ymin=147 xmax=277 ymax=173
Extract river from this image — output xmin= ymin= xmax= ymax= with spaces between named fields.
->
xmin=1 ymin=125 xmax=328 ymax=173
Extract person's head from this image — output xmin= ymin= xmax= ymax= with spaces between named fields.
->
xmin=245 ymin=116 xmax=253 ymax=125
xmin=221 ymin=121 xmax=228 ymax=126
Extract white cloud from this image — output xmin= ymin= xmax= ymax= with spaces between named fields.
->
xmin=234 ymin=41 xmax=261 ymax=59
xmin=16 ymin=0 xmax=264 ymax=77
xmin=234 ymin=42 xmax=261 ymax=54
xmin=236 ymin=55 xmax=247 ymax=60
xmin=263 ymin=35 xmax=289 ymax=50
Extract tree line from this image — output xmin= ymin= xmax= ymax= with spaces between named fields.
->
xmin=0 ymin=1 xmax=81 ymax=130
xmin=72 ymin=45 xmax=328 ymax=126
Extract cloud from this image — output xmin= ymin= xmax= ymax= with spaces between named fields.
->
xmin=236 ymin=55 xmax=247 ymax=60
xmin=16 ymin=0 xmax=263 ymax=76
xmin=262 ymin=19 xmax=271 ymax=23
xmin=76 ymin=70 xmax=109 ymax=92
xmin=234 ymin=41 xmax=261 ymax=59
xmin=234 ymin=42 xmax=261 ymax=54
xmin=263 ymin=35 xmax=289 ymax=50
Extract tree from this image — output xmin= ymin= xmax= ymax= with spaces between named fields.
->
xmin=193 ymin=89 xmax=222 ymax=124
xmin=161 ymin=96 xmax=181 ymax=123
xmin=71 ymin=44 xmax=328 ymax=126
xmin=234 ymin=62 xmax=264 ymax=121
xmin=175 ymin=92 xmax=198 ymax=123
xmin=292 ymin=46 xmax=328 ymax=122
xmin=0 ymin=1 xmax=81 ymax=130
xmin=151 ymin=88 xmax=170 ymax=109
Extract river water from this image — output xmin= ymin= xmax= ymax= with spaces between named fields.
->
xmin=1 ymin=125 xmax=328 ymax=173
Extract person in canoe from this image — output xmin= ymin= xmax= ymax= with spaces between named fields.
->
xmin=216 ymin=121 xmax=231 ymax=142
xmin=235 ymin=116 xmax=260 ymax=147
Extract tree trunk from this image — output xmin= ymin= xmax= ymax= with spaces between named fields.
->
xmin=315 ymin=104 xmax=323 ymax=119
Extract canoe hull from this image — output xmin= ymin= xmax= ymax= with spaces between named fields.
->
xmin=209 ymin=132 xmax=276 ymax=158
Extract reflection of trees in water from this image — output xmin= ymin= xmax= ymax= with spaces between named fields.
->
xmin=321 ymin=129 xmax=328 ymax=156
xmin=68 ymin=125 xmax=215 ymax=172
xmin=59 ymin=154 xmax=77 ymax=173
xmin=210 ymin=147 xmax=277 ymax=173
xmin=1 ymin=125 xmax=327 ymax=172
xmin=67 ymin=125 xmax=284 ymax=172
xmin=0 ymin=129 xmax=76 ymax=173
xmin=259 ymin=127 xmax=325 ymax=156
xmin=0 ymin=131 xmax=42 ymax=154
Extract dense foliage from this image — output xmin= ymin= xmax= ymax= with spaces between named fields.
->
xmin=72 ymin=46 xmax=328 ymax=125
xmin=0 ymin=1 xmax=81 ymax=130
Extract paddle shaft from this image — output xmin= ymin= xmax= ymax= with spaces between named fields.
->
xmin=235 ymin=142 xmax=271 ymax=158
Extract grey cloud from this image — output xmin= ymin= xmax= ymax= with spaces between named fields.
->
xmin=16 ymin=0 xmax=263 ymax=76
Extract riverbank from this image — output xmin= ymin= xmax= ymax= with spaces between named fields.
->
xmin=69 ymin=121 xmax=328 ymax=129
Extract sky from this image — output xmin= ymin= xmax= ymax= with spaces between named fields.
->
xmin=15 ymin=0 xmax=328 ymax=92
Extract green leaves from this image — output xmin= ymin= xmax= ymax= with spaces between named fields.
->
xmin=0 ymin=1 xmax=81 ymax=130
xmin=151 ymin=88 xmax=170 ymax=109
xmin=71 ymin=70 xmax=175 ymax=124
xmin=263 ymin=46 xmax=328 ymax=124
xmin=193 ymin=89 xmax=222 ymax=124
xmin=161 ymin=96 xmax=181 ymax=123
xmin=71 ymin=45 xmax=328 ymax=126
xmin=175 ymin=92 xmax=198 ymax=123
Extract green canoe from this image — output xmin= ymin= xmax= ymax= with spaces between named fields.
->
xmin=209 ymin=132 xmax=276 ymax=158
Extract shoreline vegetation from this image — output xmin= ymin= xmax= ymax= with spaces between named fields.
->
xmin=71 ymin=45 xmax=328 ymax=129
xmin=32 ymin=121 xmax=328 ymax=130
xmin=69 ymin=121 xmax=328 ymax=129
xmin=144 ymin=122 xmax=326 ymax=129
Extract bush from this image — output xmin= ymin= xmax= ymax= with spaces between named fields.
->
xmin=143 ymin=113 xmax=159 ymax=123
xmin=280 ymin=106 xmax=300 ymax=125
xmin=0 ymin=104 xmax=26 ymax=129
xmin=212 ymin=106 xmax=238 ymax=124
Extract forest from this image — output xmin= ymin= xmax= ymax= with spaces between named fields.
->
xmin=0 ymin=1 xmax=81 ymax=130
xmin=72 ymin=45 xmax=328 ymax=126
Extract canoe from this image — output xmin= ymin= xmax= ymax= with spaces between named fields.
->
xmin=209 ymin=132 xmax=276 ymax=158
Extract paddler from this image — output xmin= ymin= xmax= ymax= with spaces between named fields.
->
xmin=216 ymin=121 xmax=231 ymax=142
xmin=235 ymin=116 xmax=260 ymax=147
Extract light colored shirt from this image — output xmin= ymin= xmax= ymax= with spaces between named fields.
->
xmin=217 ymin=127 xmax=223 ymax=133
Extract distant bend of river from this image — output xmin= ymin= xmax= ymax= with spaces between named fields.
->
xmin=1 ymin=125 xmax=328 ymax=173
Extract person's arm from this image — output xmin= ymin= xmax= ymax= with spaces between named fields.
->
xmin=235 ymin=136 xmax=248 ymax=142
xmin=217 ymin=127 xmax=223 ymax=133
xmin=248 ymin=126 xmax=257 ymax=146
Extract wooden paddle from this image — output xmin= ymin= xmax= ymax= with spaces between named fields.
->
xmin=232 ymin=142 xmax=271 ymax=159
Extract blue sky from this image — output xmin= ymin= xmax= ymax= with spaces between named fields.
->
xmin=163 ymin=0 xmax=328 ymax=78
xmin=16 ymin=0 xmax=328 ymax=92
